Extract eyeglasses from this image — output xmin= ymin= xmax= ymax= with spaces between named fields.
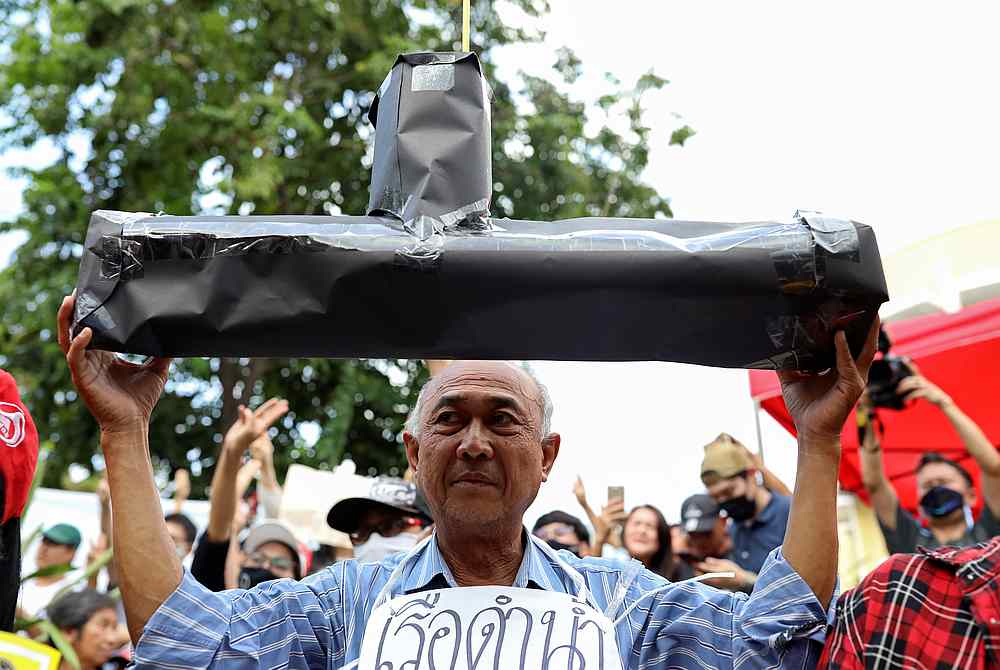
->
xmin=350 ymin=516 xmax=418 ymax=545
xmin=245 ymin=552 xmax=296 ymax=572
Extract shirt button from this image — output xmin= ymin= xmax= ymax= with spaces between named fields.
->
xmin=741 ymin=551 xmax=750 ymax=559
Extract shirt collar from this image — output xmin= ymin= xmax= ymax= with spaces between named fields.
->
xmin=748 ymin=493 xmax=779 ymax=527
xmin=400 ymin=530 xmax=567 ymax=594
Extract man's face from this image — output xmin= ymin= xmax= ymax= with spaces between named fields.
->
xmin=916 ymin=462 xmax=975 ymax=507
xmin=243 ymin=541 xmax=297 ymax=579
xmin=36 ymin=538 xmax=76 ymax=570
xmin=165 ymin=521 xmax=192 ymax=559
xmin=706 ymin=472 xmax=754 ymax=504
xmin=534 ymin=522 xmax=583 ymax=552
xmin=404 ymin=361 xmax=560 ymax=532
xmin=685 ymin=517 xmax=730 ymax=559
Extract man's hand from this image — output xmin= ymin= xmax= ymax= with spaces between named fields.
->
xmin=897 ymin=366 xmax=952 ymax=408
xmin=779 ymin=322 xmax=879 ymax=444
xmin=222 ymin=398 xmax=288 ymax=456
xmin=58 ymin=294 xmax=171 ymax=433
xmin=779 ymin=318 xmax=880 ymax=608
xmin=695 ymin=557 xmax=755 ymax=591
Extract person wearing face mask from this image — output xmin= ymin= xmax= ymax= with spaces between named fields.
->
xmin=701 ymin=433 xmax=793 ymax=575
xmin=326 ymin=477 xmax=432 ymax=564
xmin=532 ymin=510 xmax=591 ymax=557
xmin=858 ymin=370 xmax=1000 ymax=554
xmin=677 ymin=494 xmax=757 ymax=593
xmin=237 ymin=522 xmax=303 ymax=588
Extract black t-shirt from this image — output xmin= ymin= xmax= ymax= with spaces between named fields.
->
xmin=879 ymin=502 xmax=1000 ymax=554
xmin=190 ymin=530 xmax=231 ymax=592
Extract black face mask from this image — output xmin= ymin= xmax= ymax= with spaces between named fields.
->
xmin=919 ymin=486 xmax=965 ymax=519
xmin=719 ymin=495 xmax=757 ymax=523
xmin=238 ymin=566 xmax=280 ymax=589
xmin=545 ymin=539 xmax=582 ymax=557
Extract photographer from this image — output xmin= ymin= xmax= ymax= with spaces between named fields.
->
xmin=860 ymin=364 xmax=1000 ymax=553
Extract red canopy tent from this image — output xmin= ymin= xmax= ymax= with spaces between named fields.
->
xmin=749 ymin=296 xmax=1000 ymax=515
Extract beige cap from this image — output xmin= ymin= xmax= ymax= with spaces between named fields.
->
xmin=700 ymin=433 xmax=753 ymax=485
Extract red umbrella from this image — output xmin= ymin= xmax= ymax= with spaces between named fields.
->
xmin=749 ymin=296 xmax=1000 ymax=515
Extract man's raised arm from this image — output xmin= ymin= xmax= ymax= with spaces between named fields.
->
xmin=58 ymin=295 xmax=179 ymax=643
xmin=778 ymin=322 xmax=879 ymax=607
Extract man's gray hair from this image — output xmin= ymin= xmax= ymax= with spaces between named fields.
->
xmin=404 ymin=362 xmax=553 ymax=440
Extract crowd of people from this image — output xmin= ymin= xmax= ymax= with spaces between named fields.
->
xmin=1 ymin=301 xmax=998 ymax=668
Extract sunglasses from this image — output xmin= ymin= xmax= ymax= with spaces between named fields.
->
xmin=350 ymin=516 xmax=421 ymax=545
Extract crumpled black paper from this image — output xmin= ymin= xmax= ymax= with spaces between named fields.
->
xmin=73 ymin=209 xmax=887 ymax=369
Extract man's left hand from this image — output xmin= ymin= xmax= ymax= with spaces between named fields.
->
xmin=779 ymin=320 xmax=880 ymax=445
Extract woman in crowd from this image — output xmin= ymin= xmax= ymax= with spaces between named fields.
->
xmin=47 ymin=589 xmax=128 ymax=670
xmin=621 ymin=504 xmax=692 ymax=581
xmin=588 ymin=493 xmax=692 ymax=581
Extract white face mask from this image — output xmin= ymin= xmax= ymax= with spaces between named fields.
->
xmin=354 ymin=532 xmax=420 ymax=563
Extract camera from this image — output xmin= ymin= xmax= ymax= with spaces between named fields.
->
xmin=867 ymin=327 xmax=913 ymax=409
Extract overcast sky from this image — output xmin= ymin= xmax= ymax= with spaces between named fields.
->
xmin=3 ymin=1 xmax=998 ymax=525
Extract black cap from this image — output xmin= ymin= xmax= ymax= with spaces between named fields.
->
xmin=326 ymin=477 xmax=432 ymax=534
xmin=680 ymin=494 xmax=720 ymax=534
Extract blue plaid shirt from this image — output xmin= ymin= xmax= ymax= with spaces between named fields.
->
xmin=133 ymin=534 xmax=831 ymax=669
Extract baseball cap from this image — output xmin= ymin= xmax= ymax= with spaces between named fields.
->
xmin=0 ymin=369 xmax=40 ymax=525
xmin=700 ymin=433 xmax=753 ymax=486
xmin=42 ymin=523 xmax=82 ymax=548
xmin=326 ymin=477 xmax=432 ymax=534
xmin=680 ymin=494 xmax=721 ymax=534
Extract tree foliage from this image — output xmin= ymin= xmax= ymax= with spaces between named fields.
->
xmin=0 ymin=0 xmax=685 ymax=495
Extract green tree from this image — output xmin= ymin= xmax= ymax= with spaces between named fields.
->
xmin=0 ymin=0 xmax=686 ymax=495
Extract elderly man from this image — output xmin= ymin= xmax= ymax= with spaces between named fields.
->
xmin=57 ymin=295 xmax=877 ymax=668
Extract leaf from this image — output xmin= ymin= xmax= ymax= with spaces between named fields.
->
xmin=14 ymin=616 xmax=43 ymax=631
xmin=21 ymin=522 xmax=43 ymax=555
xmin=20 ymin=562 xmax=74 ymax=583
xmin=50 ymin=547 xmax=114 ymax=602
xmin=39 ymin=620 xmax=80 ymax=670
xmin=636 ymin=71 xmax=669 ymax=93
xmin=670 ymin=125 xmax=697 ymax=147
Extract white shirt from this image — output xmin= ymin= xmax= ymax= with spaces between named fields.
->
xmin=17 ymin=572 xmax=83 ymax=618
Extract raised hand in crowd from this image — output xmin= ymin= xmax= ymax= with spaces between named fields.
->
xmin=58 ymin=293 xmax=174 ymax=643
xmin=205 ymin=398 xmax=287 ymax=543
xmin=85 ymin=533 xmax=110 ymax=590
xmin=171 ymin=468 xmax=191 ymax=514
xmin=591 ymin=498 xmax=627 ymax=555
xmin=736 ymin=438 xmax=792 ymax=497
xmin=250 ymin=432 xmax=283 ymax=519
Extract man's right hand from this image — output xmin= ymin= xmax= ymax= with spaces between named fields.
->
xmin=58 ymin=294 xmax=171 ymax=434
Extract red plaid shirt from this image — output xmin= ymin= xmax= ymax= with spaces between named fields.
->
xmin=820 ymin=536 xmax=1000 ymax=669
